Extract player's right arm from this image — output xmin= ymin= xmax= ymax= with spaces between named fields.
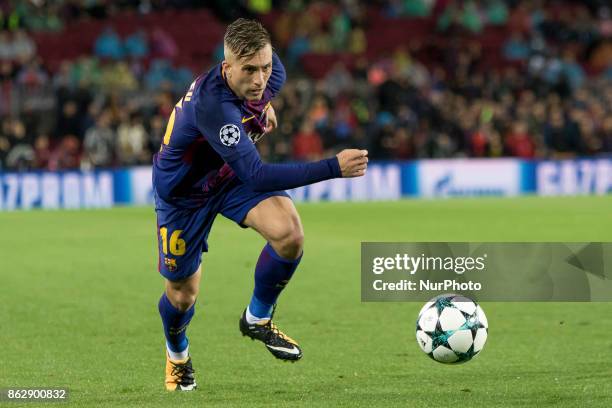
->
xmin=196 ymin=100 xmax=367 ymax=192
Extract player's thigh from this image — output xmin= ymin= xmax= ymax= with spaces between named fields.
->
xmin=242 ymin=195 xmax=304 ymax=243
xmin=156 ymin=206 xmax=216 ymax=282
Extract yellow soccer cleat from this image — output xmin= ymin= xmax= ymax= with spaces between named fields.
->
xmin=165 ymin=353 xmax=197 ymax=391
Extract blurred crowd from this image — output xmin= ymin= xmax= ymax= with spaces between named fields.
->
xmin=266 ymin=56 xmax=612 ymax=162
xmin=0 ymin=0 xmax=611 ymax=171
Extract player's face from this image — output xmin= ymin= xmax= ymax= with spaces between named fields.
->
xmin=226 ymin=44 xmax=273 ymax=101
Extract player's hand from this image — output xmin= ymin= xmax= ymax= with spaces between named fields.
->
xmin=336 ymin=149 xmax=368 ymax=178
xmin=265 ymin=105 xmax=278 ymax=133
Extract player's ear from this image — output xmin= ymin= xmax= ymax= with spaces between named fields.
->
xmin=222 ymin=60 xmax=232 ymax=78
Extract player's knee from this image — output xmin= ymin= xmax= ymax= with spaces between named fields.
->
xmin=274 ymin=224 xmax=304 ymax=260
xmin=165 ymin=267 xmax=201 ymax=311
xmin=283 ymin=230 xmax=304 ymax=258
xmin=167 ymin=290 xmax=197 ymax=312
xmin=166 ymin=282 xmax=199 ymax=312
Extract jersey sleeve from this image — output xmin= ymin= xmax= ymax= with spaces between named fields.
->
xmin=195 ymin=98 xmax=341 ymax=192
xmin=266 ymin=52 xmax=286 ymax=97
xmin=195 ymin=99 xmax=256 ymax=163
xmin=228 ymin=153 xmax=341 ymax=192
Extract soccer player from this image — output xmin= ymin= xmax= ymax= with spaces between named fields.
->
xmin=154 ymin=18 xmax=368 ymax=391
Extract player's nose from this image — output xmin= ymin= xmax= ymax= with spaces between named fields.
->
xmin=254 ymin=70 xmax=265 ymax=87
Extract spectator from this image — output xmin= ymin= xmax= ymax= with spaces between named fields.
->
xmin=83 ymin=111 xmax=115 ymax=168
xmin=23 ymin=5 xmax=64 ymax=32
xmin=503 ymin=32 xmax=530 ymax=61
xmin=544 ymin=109 xmax=580 ymax=157
xmin=292 ymin=121 xmax=324 ymax=161
xmin=330 ymin=11 xmax=351 ymax=50
xmin=323 ymin=63 xmax=353 ymax=98
xmin=56 ymin=100 xmax=84 ymax=141
xmin=0 ymin=31 xmax=16 ymax=61
xmin=387 ymin=126 xmax=413 ymax=159
xmin=487 ymin=0 xmax=509 ymax=26
xmin=0 ymin=134 xmax=10 ymax=169
xmin=600 ymin=115 xmax=612 ymax=152
xmin=508 ymin=2 xmax=530 ymax=34
xmin=286 ymin=28 xmax=310 ymax=66
xmin=560 ymin=50 xmax=585 ymax=90
xmin=117 ymin=112 xmax=149 ymax=165
xmin=33 ymin=134 xmax=52 ymax=169
xmin=470 ymin=123 xmax=492 ymax=157
xmin=578 ymin=116 xmax=602 ymax=155
xmin=49 ymin=135 xmax=80 ymax=170
xmin=12 ymin=30 xmax=36 ymax=62
xmin=505 ymin=121 xmax=535 ymax=158
xmin=94 ymin=27 xmax=124 ymax=60
xmin=100 ymin=61 xmax=138 ymax=91
xmin=6 ymin=118 xmax=35 ymax=170
xmin=124 ymin=30 xmax=149 ymax=59
xmin=148 ymin=114 xmax=166 ymax=153
xmin=404 ymin=0 xmax=432 ymax=18
xmin=348 ymin=27 xmax=367 ymax=54
xmin=145 ymin=59 xmax=174 ymax=90
xmin=150 ymin=28 xmax=178 ymax=59
xmin=16 ymin=59 xmax=48 ymax=87
xmin=308 ymin=95 xmax=330 ymax=128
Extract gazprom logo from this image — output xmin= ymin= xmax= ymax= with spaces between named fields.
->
xmin=0 ymin=171 xmax=113 ymax=210
xmin=433 ymin=172 xmax=505 ymax=197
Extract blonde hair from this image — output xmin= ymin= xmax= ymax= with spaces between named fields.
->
xmin=224 ymin=18 xmax=271 ymax=60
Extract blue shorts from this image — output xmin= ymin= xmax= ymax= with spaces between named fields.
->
xmin=154 ymin=178 xmax=289 ymax=281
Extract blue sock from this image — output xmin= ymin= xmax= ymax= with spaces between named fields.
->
xmin=158 ymin=292 xmax=194 ymax=353
xmin=248 ymin=243 xmax=302 ymax=319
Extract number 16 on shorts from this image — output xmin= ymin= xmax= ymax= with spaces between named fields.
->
xmin=159 ymin=227 xmax=186 ymax=273
xmin=159 ymin=227 xmax=186 ymax=256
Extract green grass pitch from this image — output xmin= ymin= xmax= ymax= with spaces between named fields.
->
xmin=1 ymin=196 xmax=611 ymax=407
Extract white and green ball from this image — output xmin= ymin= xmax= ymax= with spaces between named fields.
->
xmin=416 ymin=294 xmax=488 ymax=364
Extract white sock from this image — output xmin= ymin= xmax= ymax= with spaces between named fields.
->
xmin=246 ymin=306 xmax=270 ymax=324
xmin=167 ymin=343 xmax=189 ymax=361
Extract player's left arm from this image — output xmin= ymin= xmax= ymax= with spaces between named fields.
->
xmin=266 ymin=52 xmax=287 ymax=133
xmin=267 ymin=52 xmax=286 ymax=97
xmin=263 ymin=52 xmax=285 ymax=133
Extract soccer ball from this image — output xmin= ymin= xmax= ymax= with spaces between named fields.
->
xmin=415 ymin=293 xmax=488 ymax=364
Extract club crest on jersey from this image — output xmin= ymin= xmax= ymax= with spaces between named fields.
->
xmin=220 ymin=124 xmax=240 ymax=147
